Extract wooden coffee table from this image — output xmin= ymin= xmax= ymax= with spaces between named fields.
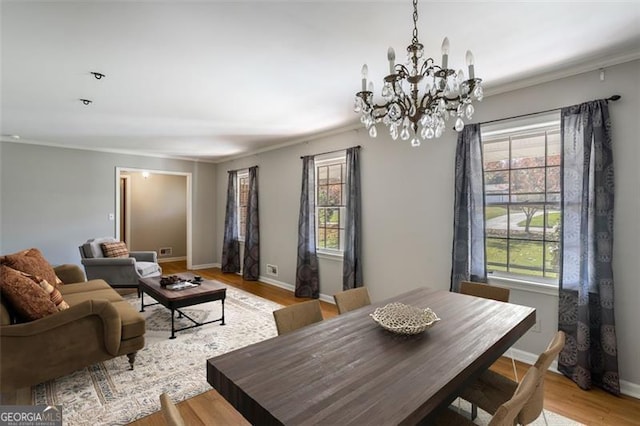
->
xmin=138 ymin=273 xmax=226 ymax=339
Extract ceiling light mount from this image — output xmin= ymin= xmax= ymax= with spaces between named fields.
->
xmin=90 ymin=71 xmax=106 ymax=80
xmin=80 ymin=99 xmax=93 ymax=105
xmin=355 ymin=0 xmax=483 ymax=146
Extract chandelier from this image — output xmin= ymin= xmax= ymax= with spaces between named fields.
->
xmin=354 ymin=0 xmax=483 ymax=147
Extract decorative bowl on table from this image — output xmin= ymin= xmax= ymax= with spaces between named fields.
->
xmin=370 ymin=302 xmax=440 ymax=335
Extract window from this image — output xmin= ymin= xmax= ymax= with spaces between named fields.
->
xmin=481 ymin=113 xmax=561 ymax=284
xmin=315 ymin=154 xmax=346 ymax=254
xmin=237 ymin=170 xmax=249 ymax=240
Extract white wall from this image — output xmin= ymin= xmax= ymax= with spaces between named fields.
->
xmin=0 ymin=144 xmax=217 ymax=267
xmin=215 ymin=60 xmax=640 ymax=392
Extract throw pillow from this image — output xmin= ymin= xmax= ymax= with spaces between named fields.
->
xmin=2 ymin=248 xmax=63 ymax=288
xmin=101 ymin=241 xmax=129 ymax=258
xmin=18 ymin=271 xmax=70 ymax=311
xmin=0 ymin=265 xmax=58 ymax=321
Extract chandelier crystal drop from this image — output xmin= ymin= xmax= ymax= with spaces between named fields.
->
xmin=355 ymin=0 xmax=483 ymax=146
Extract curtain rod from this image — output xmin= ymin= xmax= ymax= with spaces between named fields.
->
xmin=479 ymin=95 xmax=621 ymax=126
xmin=300 ymin=145 xmax=361 ymax=159
xmin=227 ymin=165 xmax=258 ymax=173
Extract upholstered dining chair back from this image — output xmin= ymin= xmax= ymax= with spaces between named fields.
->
xmin=459 ymin=281 xmax=510 ymax=303
xmin=273 ymin=300 xmax=323 ymax=335
xmin=488 ymin=366 xmax=539 ymax=426
xmin=518 ymin=330 xmax=566 ymax=424
xmin=333 ymin=287 xmax=371 ymax=314
xmin=160 ymin=393 xmax=186 ymax=426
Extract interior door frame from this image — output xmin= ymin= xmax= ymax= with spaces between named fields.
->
xmin=115 ymin=167 xmax=193 ymax=269
xmin=119 ymin=174 xmax=131 ymax=246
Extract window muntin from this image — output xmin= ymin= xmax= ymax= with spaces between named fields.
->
xmin=315 ymin=154 xmax=346 ymax=254
xmin=482 ymin=115 xmax=561 ymax=283
xmin=237 ymin=171 xmax=249 ymax=240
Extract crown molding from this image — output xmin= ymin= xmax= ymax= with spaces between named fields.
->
xmin=211 ymin=122 xmax=362 ymax=164
xmin=484 ymin=50 xmax=640 ymax=97
xmin=0 ymin=138 xmax=218 ymax=164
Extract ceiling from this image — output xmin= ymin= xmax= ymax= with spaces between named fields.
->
xmin=2 ymin=1 xmax=639 ymax=163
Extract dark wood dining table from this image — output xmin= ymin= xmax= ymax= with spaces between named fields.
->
xmin=206 ymin=287 xmax=536 ymax=425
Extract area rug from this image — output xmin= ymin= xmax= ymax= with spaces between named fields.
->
xmin=32 ymin=286 xmax=282 ymax=425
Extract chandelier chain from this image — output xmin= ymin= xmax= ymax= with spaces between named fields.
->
xmin=412 ymin=0 xmax=419 ymax=44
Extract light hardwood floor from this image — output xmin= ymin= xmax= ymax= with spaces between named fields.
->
xmin=129 ymin=261 xmax=640 ymax=426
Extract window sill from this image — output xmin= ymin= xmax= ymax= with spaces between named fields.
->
xmin=317 ymin=251 xmax=343 ymax=261
xmin=487 ymin=274 xmax=559 ymax=297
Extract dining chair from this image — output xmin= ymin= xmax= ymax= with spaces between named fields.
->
xmin=333 ymin=287 xmax=371 ymax=314
xmin=459 ymin=331 xmax=566 ymax=425
xmin=459 ymin=281 xmax=518 ymax=382
xmin=434 ymin=366 xmax=540 ymax=426
xmin=160 ymin=393 xmax=186 ymax=426
xmin=272 ymin=300 xmax=323 ymax=335
xmin=459 ymin=281 xmax=510 ymax=302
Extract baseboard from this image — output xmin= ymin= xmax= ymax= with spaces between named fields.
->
xmin=509 ymin=348 xmax=640 ymax=398
xmin=258 ymin=275 xmax=335 ymax=305
xmin=157 ymin=256 xmax=187 ymax=263
xmin=620 ymin=380 xmax=640 ymax=399
xmin=190 ymin=263 xmax=220 ymax=270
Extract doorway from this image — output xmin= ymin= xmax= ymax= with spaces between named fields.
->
xmin=115 ymin=167 xmax=193 ymax=269
xmin=119 ymin=175 xmax=130 ymax=244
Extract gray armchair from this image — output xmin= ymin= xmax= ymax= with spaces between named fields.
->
xmin=79 ymin=237 xmax=162 ymax=289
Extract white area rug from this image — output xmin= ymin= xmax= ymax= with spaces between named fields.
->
xmin=32 ymin=287 xmax=281 ymax=425
xmin=31 ymin=288 xmax=583 ymax=426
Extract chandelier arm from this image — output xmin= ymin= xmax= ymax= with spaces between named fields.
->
xmin=418 ymin=59 xmax=434 ymax=76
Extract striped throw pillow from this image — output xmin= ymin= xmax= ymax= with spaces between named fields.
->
xmin=101 ymin=241 xmax=129 ymax=258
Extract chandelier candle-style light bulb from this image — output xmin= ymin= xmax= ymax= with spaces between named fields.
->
xmin=466 ymin=50 xmax=475 ymax=80
xmin=388 ymin=47 xmax=396 ymax=74
xmin=441 ymin=37 xmax=450 ymax=69
xmin=361 ymin=64 xmax=368 ymax=91
xmin=354 ymin=0 xmax=483 ymax=146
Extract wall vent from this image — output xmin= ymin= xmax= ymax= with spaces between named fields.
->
xmin=159 ymin=247 xmax=173 ymax=256
xmin=266 ymin=264 xmax=278 ymax=276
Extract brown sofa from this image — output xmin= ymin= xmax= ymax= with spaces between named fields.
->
xmin=0 ymin=264 xmax=145 ymax=391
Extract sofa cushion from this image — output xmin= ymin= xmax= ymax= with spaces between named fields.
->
xmin=2 ymin=248 xmax=63 ymax=287
xmin=63 ymin=289 xmax=125 ymax=306
xmin=0 ymin=265 xmax=58 ymax=321
xmin=82 ymin=237 xmax=117 ymax=259
xmin=60 ymin=280 xmax=113 ymax=295
xmin=101 ymin=241 xmax=129 ymax=258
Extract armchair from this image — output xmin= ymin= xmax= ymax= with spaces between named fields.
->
xmin=79 ymin=237 xmax=162 ymax=289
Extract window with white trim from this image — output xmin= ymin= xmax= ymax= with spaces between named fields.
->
xmin=481 ymin=113 xmax=561 ymax=284
xmin=237 ymin=170 xmax=249 ymax=241
xmin=315 ymin=153 xmax=346 ymax=254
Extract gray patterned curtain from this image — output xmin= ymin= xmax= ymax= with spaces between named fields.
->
xmin=558 ymin=99 xmax=619 ymax=395
xmin=221 ymin=171 xmax=240 ymax=273
xmin=343 ymin=146 xmax=363 ymax=290
xmin=295 ymin=155 xmax=319 ymax=298
xmin=243 ymin=166 xmax=260 ymax=281
xmin=450 ymin=123 xmax=486 ymax=292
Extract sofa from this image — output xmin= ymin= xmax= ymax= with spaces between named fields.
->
xmin=0 ymin=262 xmax=146 ymax=391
